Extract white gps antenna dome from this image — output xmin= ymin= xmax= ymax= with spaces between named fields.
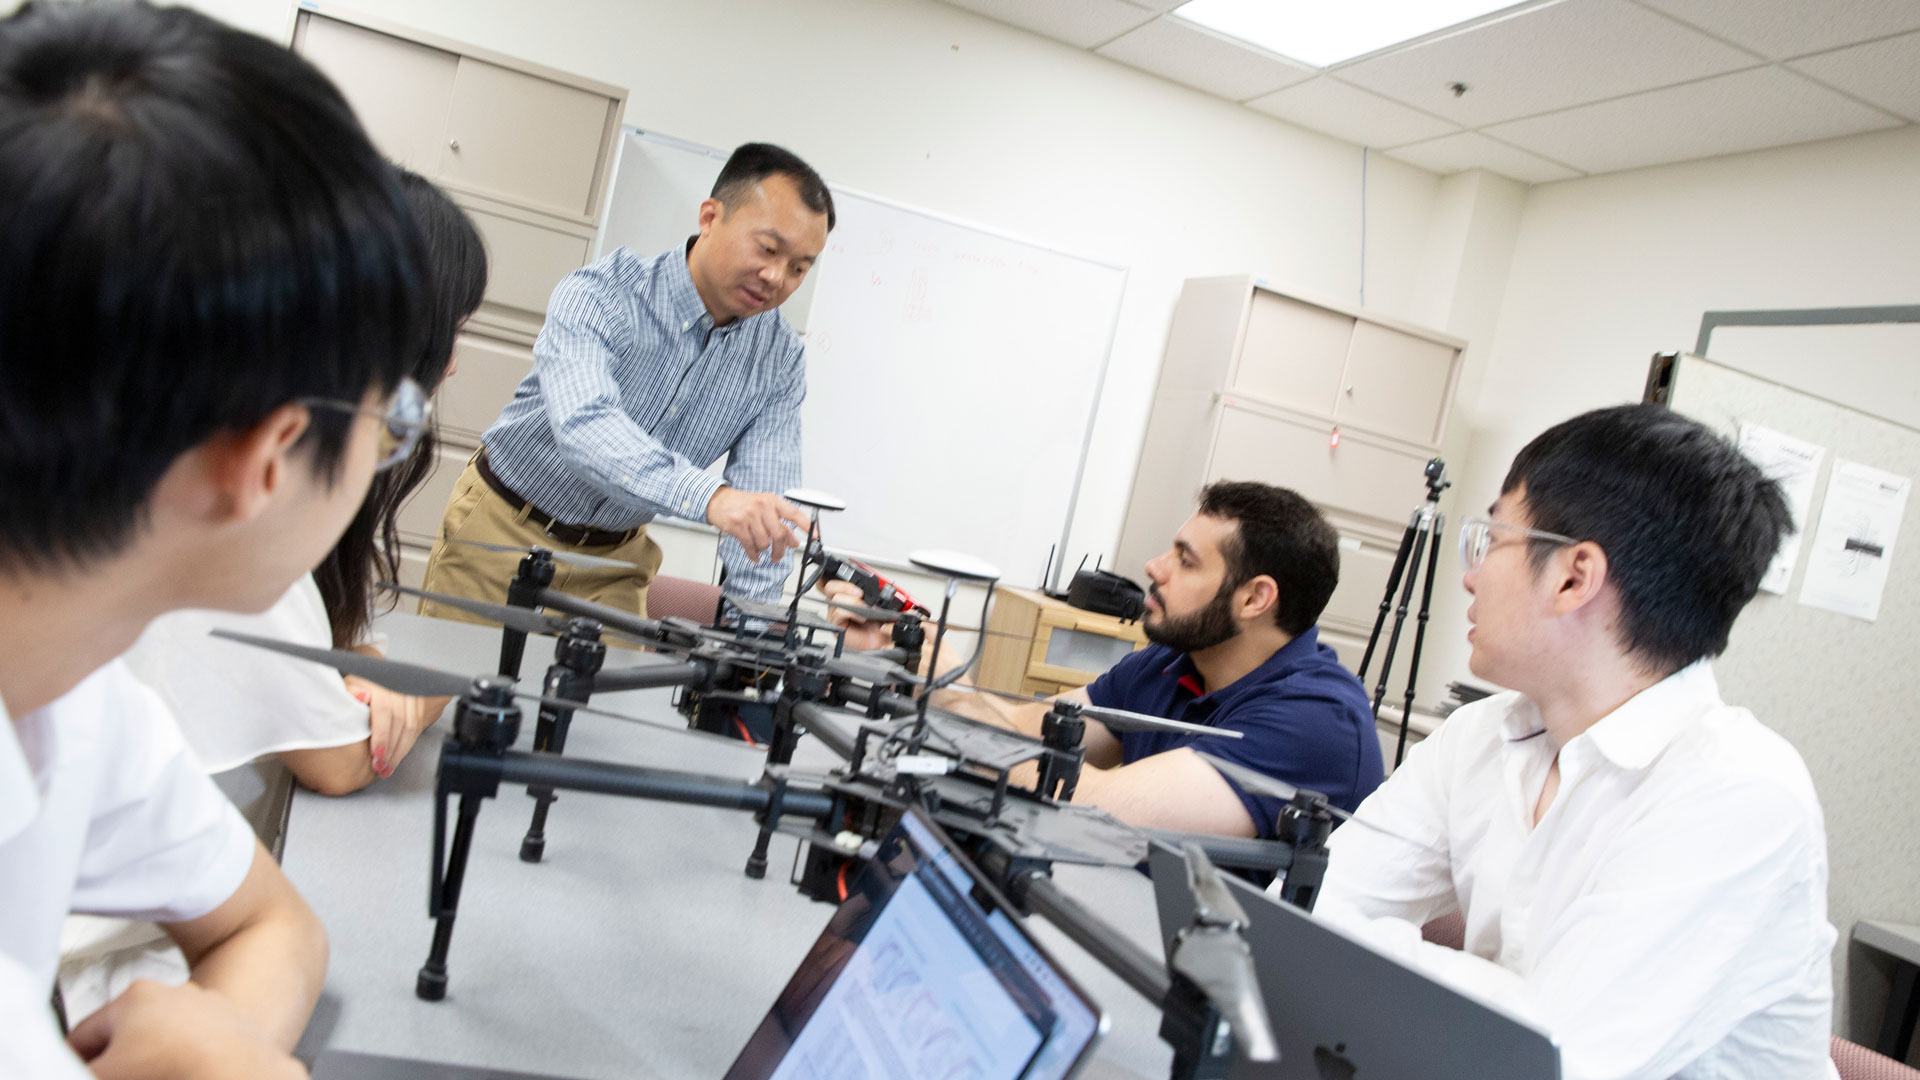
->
xmin=783 ymin=488 xmax=847 ymax=513
xmin=908 ymin=549 xmax=1001 ymax=583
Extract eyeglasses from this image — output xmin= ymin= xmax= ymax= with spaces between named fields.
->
xmin=1458 ymin=515 xmax=1579 ymax=572
xmin=299 ymin=376 xmax=432 ymax=472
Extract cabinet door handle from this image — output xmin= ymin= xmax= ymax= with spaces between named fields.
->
xmin=448 ymin=138 xmax=460 ymax=151
xmin=1344 ymin=385 xmax=1355 ymax=395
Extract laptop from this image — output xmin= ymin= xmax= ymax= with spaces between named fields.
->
xmin=1149 ymin=843 xmax=1560 ymax=1080
xmin=725 ymin=808 xmax=1107 ymax=1080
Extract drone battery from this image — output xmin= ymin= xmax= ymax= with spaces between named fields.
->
xmin=1065 ymin=569 xmax=1146 ymax=621
xmin=677 ymin=688 xmax=776 ymax=745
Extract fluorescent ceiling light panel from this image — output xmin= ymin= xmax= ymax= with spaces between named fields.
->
xmin=1173 ymin=0 xmax=1521 ymax=67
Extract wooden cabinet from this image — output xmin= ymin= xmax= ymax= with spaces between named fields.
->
xmin=1116 ymin=277 xmax=1465 ymax=675
xmin=977 ymin=587 xmax=1149 ymax=697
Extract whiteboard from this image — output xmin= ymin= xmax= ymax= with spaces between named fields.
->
xmin=599 ymin=130 xmax=1127 ymax=584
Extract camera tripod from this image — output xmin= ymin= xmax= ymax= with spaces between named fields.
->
xmin=1358 ymin=457 xmax=1448 ymax=767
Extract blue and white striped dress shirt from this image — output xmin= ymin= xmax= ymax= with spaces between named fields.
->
xmin=482 ymin=244 xmax=805 ymax=601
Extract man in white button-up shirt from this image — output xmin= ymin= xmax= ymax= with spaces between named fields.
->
xmin=0 ymin=4 xmax=438 ymax=1077
xmin=1301 ymin=404 xmax=1838 ymax=1079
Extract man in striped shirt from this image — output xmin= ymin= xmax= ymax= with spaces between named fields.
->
xmin=420 ymin=143 xmax=834 ymax=620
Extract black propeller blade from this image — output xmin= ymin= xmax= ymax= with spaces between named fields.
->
xmin=1168 ymin=841 xmax=1280 ymax=1063
xmin=1078 ymin=702 xmax=1244 ymax=739
xmin=449 ymin=537 xmax=639 ymax=571
xmin=1194 ymin=752 xmax=1439 ymax=852
xmin=941 ymin=685 xmax=1243 ymax=740
xmin=384 ymin=585 xmax=654 ymax=651
xmin=206 ymin=630 xmax=733 ymax=745
xmin=818 ymin=652 xmax=924 ymax=687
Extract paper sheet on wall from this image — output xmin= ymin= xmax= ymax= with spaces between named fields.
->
xmin=1798 ymin=460 xmax=1910 ymax=621
xmin=1736 ymin=423 xmax=1826 ymax=594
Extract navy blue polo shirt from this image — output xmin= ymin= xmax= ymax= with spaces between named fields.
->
xmin=1084 ymin=627 xmax=1383 ymax=838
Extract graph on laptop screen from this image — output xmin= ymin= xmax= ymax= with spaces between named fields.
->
xmin=725 ymin=811 xmax=1103 ymax=1080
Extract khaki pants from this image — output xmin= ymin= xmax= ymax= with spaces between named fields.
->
xmin=418 ymin=459 xmax=664 ymax=627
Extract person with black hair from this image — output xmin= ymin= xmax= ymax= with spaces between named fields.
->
xmin=830 ymin=481 xmax=1382 ymax=838
xmin=1302 ymin=405 xmax=1835 ymax=1079
xmin=118 ymin=170 xmax=487 ymax=808
xmin=0 ymin=3 xmax=434 ymax=1076
xmin=418 ymin=141 xmax=836 ymax=623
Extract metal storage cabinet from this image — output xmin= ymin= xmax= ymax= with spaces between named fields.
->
xmin=1115 ymin=276 xmax=1465 ymax=673
xmin=290 ymin=4 xmax=629 ymax=588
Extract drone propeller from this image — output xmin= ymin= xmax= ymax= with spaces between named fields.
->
xmin=1194 ymin=752 xmax=1440 ymax=853
xmin=819 ymin=651 xmax=925 ymax=687
xmin=813 ymin=598 xmax=1029 ymax=644
xmin=942 ymin=685 xmax=1244 ymax=740
xmin=449 ymin=537 xmax=639 ymax=571
xmin=1079 ymin=702 xmax=1243 ymax=739
xmin=1169 ymin=841 xmax=1280 ymax=1063
xmin=383 ymin=585 xmax=653 ymax=651
xmin=206 ymin=630 xmax=742 ymax=747
xmin=719 ymin=594 xmax=843 ymax=635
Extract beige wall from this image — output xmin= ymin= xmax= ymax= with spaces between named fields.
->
xmin=185 ymin=0 xmax=1454 ymax=576
xmin=1426 ymin=123 xmax=1920 ymax=699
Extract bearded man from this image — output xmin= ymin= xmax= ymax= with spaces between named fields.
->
xmin=832 ymin=481 xmax=1382 ymax=838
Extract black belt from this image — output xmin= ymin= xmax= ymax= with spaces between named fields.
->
xmin=474 ymin=451 xmax=640 ymax=549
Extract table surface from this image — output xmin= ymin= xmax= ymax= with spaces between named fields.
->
xmin=285 ymin=612 xmax=1172 ymax=1080
xmin=1856 ymin=921 xmax=1920 ymax=967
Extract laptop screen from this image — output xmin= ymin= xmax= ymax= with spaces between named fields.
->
xmin=725 ymin=810 xmax=1104 ymax=1080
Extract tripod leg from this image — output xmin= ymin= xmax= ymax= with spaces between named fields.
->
xmin=1396 ymin=514 xmax=1446 ymax=767
xmin=1358 ymin=520 xmax=1417 ymax=681
xmin=418 ymin=793 xmax=485 ymax=1001
xmin=518 ymin=706 xmax=575 ymax=863
xmin=1370 ymin=527 xmax=1430 ymax=717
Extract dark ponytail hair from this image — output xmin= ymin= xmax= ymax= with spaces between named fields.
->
xmin=314 ymin=169 xmax=487 ymax=648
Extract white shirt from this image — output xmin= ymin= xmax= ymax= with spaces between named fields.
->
xmin=59 ymin=575 xmax=375 ymax=1022
xmin=120 ymin=574 xmax=370 ymax=772
xmin=1300 ymin=662 xmax=1837 ymax=1080
xmin=2 ymin=661 xmax=258 ymax=1077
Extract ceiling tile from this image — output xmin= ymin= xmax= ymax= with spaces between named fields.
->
xmin=937 ymin=0 xmax=1156 ymax=50
xmin=1789 ymin=30 xmax=1920 ymax=122
xmin=1098 ymin=18 xmax=1316 ymax=101
xmin=1484 ymin=66 xmax=1904 ymax=173
xmin=1386 ymin=131 xmax=1582 ymax=183
xmin=1336 ymin=0 xmax=1760 ymax=128
xmin=1636 ymin=0 xmax=1920 ymax=60
xmin=1247 ymin=77 xmax=1461 ymax=148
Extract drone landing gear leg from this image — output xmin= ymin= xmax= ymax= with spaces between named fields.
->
xmin=496 ymin=550 xmax=556 ymax=680
xmin=520 ymin=625 xmax=605 ymax=863
xmin=1272 ymin=793 xmax=1334 ymax=911
xmin=518 ymin=711 xmax=573 ymax=863
xmin=418 ymin=682 xmax=518 ymax=1002
xmin=418 ymin=791 xmax=484 ymax=1001
xmin=745 ymin=670 xmax=826 ymax=879
xmin=1162 ymin=983 xmax=1234 ymax=1080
